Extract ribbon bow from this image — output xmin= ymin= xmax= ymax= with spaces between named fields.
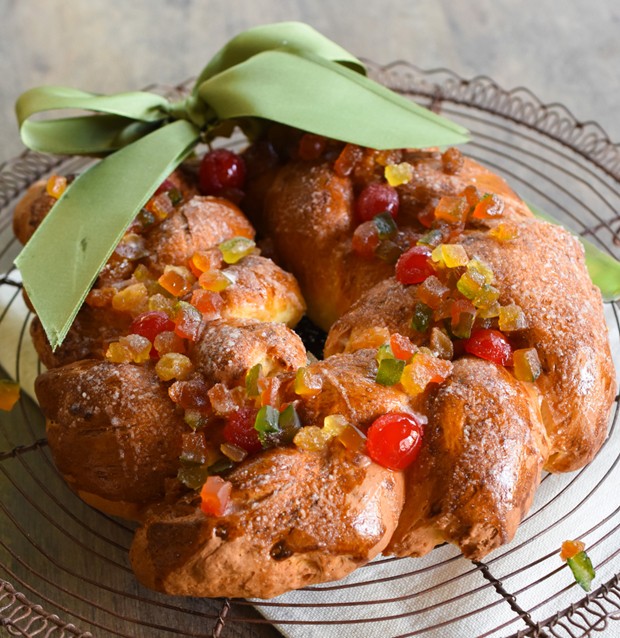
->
xmin=14 ymin=22 xmax=469 ymax=350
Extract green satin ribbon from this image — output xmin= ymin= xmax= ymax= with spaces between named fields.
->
xmin=14 ymin=21 xmax=470 ymax=350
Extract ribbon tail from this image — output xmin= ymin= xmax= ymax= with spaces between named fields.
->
xmin=15 ymin=119 xmax=201 ymax=350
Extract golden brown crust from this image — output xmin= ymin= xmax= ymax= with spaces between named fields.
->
xmin=130 ymin=443 xmax=404 ymax=599
xmin=386 ymin=357 xmax=548 ymax=559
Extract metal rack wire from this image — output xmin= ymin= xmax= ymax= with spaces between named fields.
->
xmin=0 ymin=64 xmax=619 ymax=637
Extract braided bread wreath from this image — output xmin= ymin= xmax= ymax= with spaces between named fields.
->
xmin=14 ymin=125 xmax=616 ymax=599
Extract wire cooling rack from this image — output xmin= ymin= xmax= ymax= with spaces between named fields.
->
xmin=0 ymin=64 xmax=619 ymax=638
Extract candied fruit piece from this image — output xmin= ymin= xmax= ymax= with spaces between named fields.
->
xmin=106 ymin=334 xmax=152 ymax=364
xmin=173 ymin=301 xmax=203 ymax=341
xmin=417 ymin=275 xmax=450 ymax=309
xmin=145 ymin=191 xmax=175 ymax=220
xmin=456 ymin=269 xmax=486 ymax=300
xmin=155 ymin=352 xmax=194 ymax=381
xmin=489 ymin=221 xmax=519 ymax=242
xmin=223 ymin=406 xmax=261 ymax=452
xmin=376 ymin=357 xmax=405 ymax=386
xmin=294 ymin=426 xmax=331 ymax=452
xmin=430 ymin=327 xmax=454 ymax=360
xmin=499 ymin=304 xmax=528 ymax=331
xmin=434 ymin=196 xmax=469 ymax=224
xmin=190 ymin=289 xmax=224 ymax=320
xmin=208 ymin=383 xmax=243 ymax=416
xmin=219 ymin=237 xmax=256 ymax=264
xmin=355 ymin=182 xmax=399 ymax=222
xmin=513 ymin=347 xmax=542 ymax=381
xmin=451 ymin=299 xmax=477 ymax=339
xmin=258 ymin=375 xmax=282 ymax=408
xmin=323 ymin=414 xmax=349 ymax=438
xmin=188 ymin=250 xmax=223 ymax=276
xmin=473 ymin=193 xmax=505 ymax=219
xmin=467 ymin=258 xmax=494 ymax=284
xmin=198 ymin=269 xmax=233 ymax=292
xmin=560 ymin=540 xmax=586 ymax=562
xmin=0 ymin=379 xmax=20 ymax=411
xmin=473 ymin=283 xmax=500 ymax=310
xmin=400 ymin=352 xmax=453 ymax=396
xmin=384 ymin=162 xmax=413 ymax=186
xmin=396 ymin=245 xmax=434 ymax=285
xmin=352 ymin=221 xmax=380 ymax=259
xmin=85 ymin=287 xmax=115 ymax=308
xmin=431 ymin=243 xmax=469 ymax=268
xmin=294 ymin=366 xmax=323 ymax=397
xmin=460 ymin=184 xmax=481 ymax=208
xmin=334 ymin=143 xmax=363 ymax=177
xmin=220 ymin=442 xmax=248 ymax=463
xmin=153 ymin=330 xmax=186 ymax=356
xmin=464 ymin=329 xmax=513 ymax=366
xmin=347 ymin=326 xmax=391 ymax=351
xmin=337 ymin=424 xmax=367 ymax=452
xmin=112 ymin=283 xmax=148 ymax=315
xmin=441 ymin=147 xmax=464 ymax=174
xmin=148 ymin=293 xmax=176 ymax=316
xmin=278 ymin=404 xmax=302 ymax=443
xmin=200 ymin=476 xmax=232 ymax=517
xmin=411 ymin=302 xmax=433 ymax=333
xmin=46 ymin=175 xmax=67 ymax=199
xmin=298 ymin=133 xmax=327 ymax=160
xmin=390 ymin=333 xmax=417 ymax=361
xmin=158 ymin=265 xmax=196 ymax=297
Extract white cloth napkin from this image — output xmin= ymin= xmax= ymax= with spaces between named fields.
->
xmin=1 ymin=272 xmax=619 ymax=637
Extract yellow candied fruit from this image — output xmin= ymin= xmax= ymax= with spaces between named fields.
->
xmin=477 ymin=300 xmax=501 ymax=319
xmin=133 ymin=264 xmax=153 ymax=282
xmin=148 ymin=293 xmax=176 ymax=316
xmin=293 ymin=426 xmax=331 ymax=452
xmin=294 ymin=366 xmax=323 ymax=397
xmin=158 ymin=265 xmax=196 ymax=298
xmin=198 ymin=269 xmax=233 ymax=292
xmin=472 ymin=283 xmax=500 ymax=310
xmin=155 ymin=352 xmax=194 ymax=381
xmin=219 ymin=237 xmax=256 ymax=264
xmin=323 ymin=414 xmax=349 ymax=438
xmin=499 ymin=304 xmax=528 ymax=331
xmin=106 ymin=334 xmax=152 ymax=364
xmin=434 ymin=196 xmax=469 ymax=224
xmin=489 ymin=221 xmax=519 ymax=242
xmin=513 ymin=348 xmax=542 ymax=382
xmin=400 ymin=352 xmax=453 ymax=396
xmin=46 ymin=175 xmax=67 ymax=199
xmin=384 ymin=162 xmax=414 ymax=187
xmin=111 ymin=283 xmax=149 ymax=315
xmin=467 ymin=258 xmax=494 ymax=284
xmin=431 ymin=243 xmax=469 ymax=268
xmin=0 ymin=379 xmax=20 ymax=411
xmin=456 ymin=269 xmax=485 ymax=300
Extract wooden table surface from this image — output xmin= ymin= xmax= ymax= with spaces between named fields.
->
xmin=0 ymin=0 xmax=618 ymax=166
xmin=0 ymin=1 xmax=618 ymax=637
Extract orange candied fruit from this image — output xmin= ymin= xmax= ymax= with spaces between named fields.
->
xmin=158 ymin=265 xmax=196 ymax=298
xmin=106 ymin=334 xmax=152 ymax=364
xmin=434 ymin=195 xmax=469 ymax=224
xmin=472 ymin=193 xmax=505 ymax=219
xmin=173 ymin=301 xmax=203 ymax=341
xmin=0 ymin=379 xmax=20 ymax=411
xmin=111 ymin=283 xmax=149 ymax=316
xmin=155 ymin=352 xmax=194 ymax=381
xmin=85 ymin=286 xmax=115 ymax=308
xmin=200 ymin=475 xmax=232 ymax=517
xmin=190 ymin=289 xmax=224 ymax=320
xmin=145 ymin=192 xmax=175 ymax=221
xmin=294 ymin=366 xmax=323 ymax=397
xmin=334 ymin=143 xmax=363 ymax=177
xmin=430 ymin=327 xmax=454 ymax=360
xmin=188 ymin=249 xmax=224 ymax=277
xmin=153 ymin=330 xmax=186 ymax=356
xmin=400 ymin=351 xmax=453 ymax=396
xmin=560 ymin=539 xmax=586 ymax=562
xmin=46 ymin=174 xmax=67 ymax=199
xmin=336 ymin=423 xmax=367 ymax=453
xmin=417 ymin=275 xmax=451 ymax=309
xmin=390 ymin=333 xmax=417 ymax=361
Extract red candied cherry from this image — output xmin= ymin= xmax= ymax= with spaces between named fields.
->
xmin=355 ymin=182 xmax=399 ymax=222
xmin=366 ymin=412 xmax=424 ymax=471
xmin=223 ymin=406 xmax=262 ymax=453
xmin=463 ymin=328 xmax=514 ymax=366
xmin=395 ymin=245 xmax=434 ymax=285
xmin=129 ymin=310 xmax=175 ymax=341
xmin=198 ymin=149 xmax=247 ymax=196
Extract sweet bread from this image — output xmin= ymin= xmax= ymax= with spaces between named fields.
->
xmin=14 ymin=129 xmax=616 ymax=599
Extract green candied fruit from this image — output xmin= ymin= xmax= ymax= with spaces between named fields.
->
xmin=372 ymin=211 xmax=398 ymax=239
xmin=411 ymin=302 xmax=433 ymax=333
xmin=245 ymin=363 xmax=262 ymax=397
xmin=219 ymin=236 xmax=256 ymax=264
xmin=567 ymin=551 xmax=596 ymax=592
xmin=376 ymin=357 xmax=405 ymax=386
xmin=278 ymin=404 xmax=302 ymax=443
